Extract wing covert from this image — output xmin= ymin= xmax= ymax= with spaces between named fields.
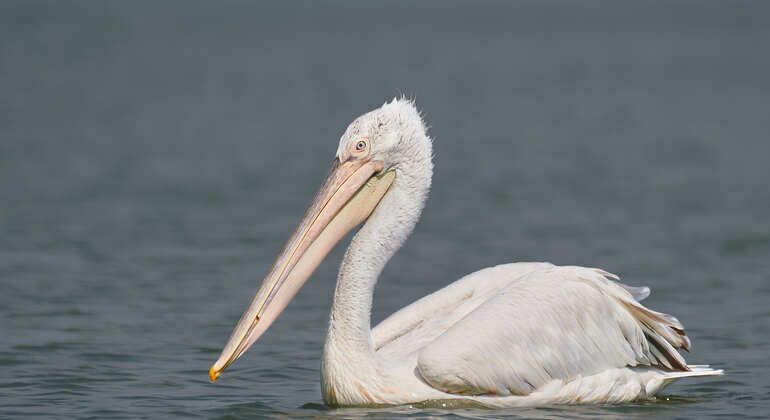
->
xmin=415 ymin=266 xmax=690 ymax=396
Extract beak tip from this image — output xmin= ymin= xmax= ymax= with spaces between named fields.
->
xmin=209 ymin=365 xmax=221 ymax=383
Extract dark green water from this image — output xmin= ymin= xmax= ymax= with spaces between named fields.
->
xmin=1 ymin=1 xmax=769 ymax=418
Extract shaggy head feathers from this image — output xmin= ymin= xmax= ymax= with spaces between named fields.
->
xmin=336 ymin=98 xmax=432 ymax=170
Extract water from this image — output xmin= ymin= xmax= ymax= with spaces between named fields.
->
xmin=1 ymin=1 xmax=769 ymax=418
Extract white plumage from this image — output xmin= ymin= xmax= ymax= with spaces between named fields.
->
xmin=210 ymin=98 xmax=722 ymax=407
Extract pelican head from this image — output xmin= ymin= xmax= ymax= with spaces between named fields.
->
xmin=209 ymin=98 xmax=431 ymax=382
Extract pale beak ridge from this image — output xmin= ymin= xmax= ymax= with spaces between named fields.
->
xmin=209 ymin=158 xmax=395 ymax=381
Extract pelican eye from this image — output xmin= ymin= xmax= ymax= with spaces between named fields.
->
xmin=355 ymin=140 xmax=367 ymax=152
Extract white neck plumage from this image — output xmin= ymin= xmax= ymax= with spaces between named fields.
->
xmin=323 ymin=132 xmax=433 ymax=376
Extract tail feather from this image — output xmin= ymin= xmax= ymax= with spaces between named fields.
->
xmin=582 ymin=269 xmax=719 ymax=382
xmin=669 ymin=365 xmax=724 ymax=378
xmin=659 ymin=364 xmax=723 ymax=387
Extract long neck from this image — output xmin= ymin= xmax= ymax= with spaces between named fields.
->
xmin=325 ymin=138 xmax=433 ymax=363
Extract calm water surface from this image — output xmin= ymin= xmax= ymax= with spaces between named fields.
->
xmin=1 ymin=1 xmax=769 ymax=418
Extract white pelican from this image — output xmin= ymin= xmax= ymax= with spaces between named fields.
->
xmin=208 ymin=98 xmax=721 ymax=407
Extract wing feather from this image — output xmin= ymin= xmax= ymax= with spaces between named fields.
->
xmin=415 ymin=265 xmax=691 ymax=396
xmin=372 ymin=262 xmax=554 ymax=357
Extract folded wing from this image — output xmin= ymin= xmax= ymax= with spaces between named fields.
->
xmin=415 ymin=266 xmax=691 ymax=396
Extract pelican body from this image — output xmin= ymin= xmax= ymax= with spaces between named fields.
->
xmin=209 ymin=99 xmax=721 ymax=407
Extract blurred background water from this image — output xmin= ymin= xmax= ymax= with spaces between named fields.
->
xmin=1 ymin=0 xmax=769 ymax=418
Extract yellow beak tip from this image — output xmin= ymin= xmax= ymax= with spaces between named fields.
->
xmin=208 ymin=366 xmax=221 ymax=383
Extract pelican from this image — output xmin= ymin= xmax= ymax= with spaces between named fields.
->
xmin=208 ymin=98 xmax=721 ymax=407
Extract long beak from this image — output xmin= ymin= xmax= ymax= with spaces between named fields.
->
xmin=209 ymin=158 xmax=395 ymax=382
